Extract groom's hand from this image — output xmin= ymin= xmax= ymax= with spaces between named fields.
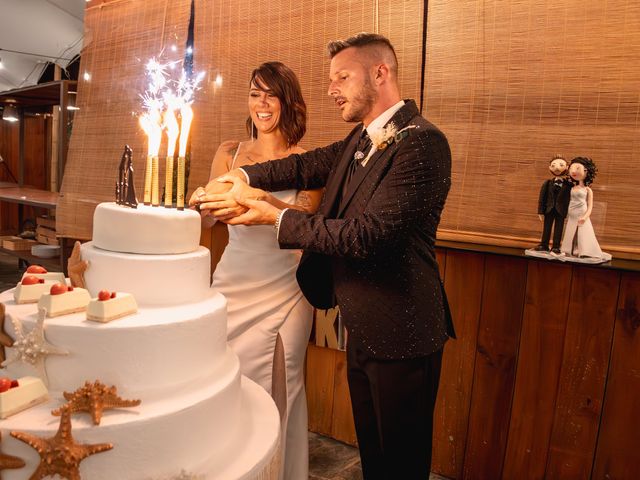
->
xmin=188 ymin=169 xmax=247 ymax=207
xmin=223 ymin=198 xmax=281 ymax=226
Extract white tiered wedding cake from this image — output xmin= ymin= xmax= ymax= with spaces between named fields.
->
xmin=0 ymin=203 xmax=280 ymax=480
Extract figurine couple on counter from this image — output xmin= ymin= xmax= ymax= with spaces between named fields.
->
xmin=527 ymin=155 xmax=611 ymax=263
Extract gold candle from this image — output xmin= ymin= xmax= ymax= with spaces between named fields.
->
xmin=143 ymin=156 xmax=152 ymax=205
xmin=176 ymin=104 xmax=194 ymax=211
xmin=164 ymin=108 xmax=180 ymax=207
xmin=139 ymin=111 xmax=162 ymax=206
xmin=151 ymin=156 xmax=159 ymax=206
xmin=177 ymin=156 xmax=185 ymax=210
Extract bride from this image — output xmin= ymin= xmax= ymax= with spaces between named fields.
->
xmin=560 ymin=156 xmax=611 ymax=261
xmin=190 ymin=61 xmax=322 ymax=479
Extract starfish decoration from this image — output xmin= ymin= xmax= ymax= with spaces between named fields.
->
xmin=1 ymin=309 xmax=69 ymax=385
xmin=52 ymin=380 xmax=141 ymax=425
xmin=0 ymin=303 xmax=14 ymax=364
xmin=0 ymin=431 xmax=26 ymax=477
xmin=11 ymin=405 xmax=113 ymax=480
xmin=67 ymin=241 xmax=89 ymax=289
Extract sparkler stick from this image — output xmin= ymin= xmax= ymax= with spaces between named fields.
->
xmin=176 ymin=104 xmax=193 ymax=210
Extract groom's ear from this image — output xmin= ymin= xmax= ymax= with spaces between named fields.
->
xmin=374 ymin=64 xmax=391 ymax=84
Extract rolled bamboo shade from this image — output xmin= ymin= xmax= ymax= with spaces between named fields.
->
xmin=425 ymin=0 xmax=640 ymax=256
xmin=57 ymin=0 xmax=423 ymax=240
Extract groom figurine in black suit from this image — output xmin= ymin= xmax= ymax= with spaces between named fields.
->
xmin=193 ymin=33 xmax=454 ymax=480
xmin=535 ymin=155 xmax=571 ymax=254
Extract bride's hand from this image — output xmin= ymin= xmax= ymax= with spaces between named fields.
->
xmin=578 ymin=216 xmax=586 ymax=225
xmin=198 ymin=176 xmax=265 ymax=219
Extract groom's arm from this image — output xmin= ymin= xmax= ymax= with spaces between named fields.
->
xmin=278 ymin=127 xmax=451 ymax=259
xmin=242 ymin=139 xmax=347 ymax=192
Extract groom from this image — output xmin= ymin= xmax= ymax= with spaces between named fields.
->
xmin=196 ymin=33 xmax=454 ymax=480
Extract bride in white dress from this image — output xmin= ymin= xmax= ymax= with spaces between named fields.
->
xmin=560 ymin=157 xmax=611 ymax=261
xmin=190 ymin=62 xmax=322 ymax=479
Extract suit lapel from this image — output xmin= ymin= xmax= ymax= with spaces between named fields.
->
xmin=337 ymin=100 xmax=419 ymax=216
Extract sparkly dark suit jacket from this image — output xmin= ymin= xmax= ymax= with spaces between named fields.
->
xmin=242 ymin=100 xmax=454 ymax=359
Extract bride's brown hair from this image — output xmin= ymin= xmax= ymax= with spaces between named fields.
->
xmin=246 ymin=62 xmax=307 ymax=147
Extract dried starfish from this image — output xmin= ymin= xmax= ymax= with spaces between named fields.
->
xmin=11 ymin=405 xmax=112 ymax=480
xmin=0 ymin=303 xmax=14 ymax=364
xmin=1 ymin=308 xmax=69 ymax=385
xmin=67 ymin=241 xmax=89 ymax=289
xmin=0 ymin=431 xmax=26 ymax=476
xmin=52 ymin=380 xmax=141 ymax=425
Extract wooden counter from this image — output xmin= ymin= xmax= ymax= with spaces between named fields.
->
xmin=305 ymin=241 xmax=640 ymax=479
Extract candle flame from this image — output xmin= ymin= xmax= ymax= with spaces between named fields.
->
xmin=164 ymin=108 xmax=180 ymax=157
xmin=139 ymin=109 xmax=162 ymax=157
xmin=178 ymin=105 xmax=193 ymax=158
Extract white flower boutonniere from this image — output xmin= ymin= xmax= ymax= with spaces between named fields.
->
xmin=368 ymin=122 xmax=418 ymax=152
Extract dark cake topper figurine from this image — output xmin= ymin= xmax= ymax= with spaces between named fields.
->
xmin=115 ymin=145 xmax=138 ymax=208
xmin=534 ymin=154 xmax=571 ymax=254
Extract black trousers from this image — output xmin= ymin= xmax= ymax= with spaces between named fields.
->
xmin=346 ymin=342 xmax=443 ymax=480
xmin=541 ymin=210 xmax=565 ymax=248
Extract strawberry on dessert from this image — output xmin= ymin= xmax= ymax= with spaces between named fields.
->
xmin=21 ymin=276 xmax=45 ymax=286
xmin=0 ymin=377 xmax=12 ymax=393
xmin=26 ymin=265 xmax=48 ymax=274
xmin=50 ymin=283 xmax=69 ymax=295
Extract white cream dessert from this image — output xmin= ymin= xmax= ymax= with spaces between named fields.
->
xmin=37 ymin=284 xmax=91 ymax=317
xmin=13 ymin=276 xmax=54 ymax=304
xmin=0 ymin=377 xmax=49 ymax=419
xmin=86 ymin=291 xmax=138 ymax=323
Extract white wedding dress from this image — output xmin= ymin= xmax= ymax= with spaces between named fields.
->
xmin=560 ymin=186 xmax=611 ymax=261
xmin=212 ymin=147 xmax=312 ymax=480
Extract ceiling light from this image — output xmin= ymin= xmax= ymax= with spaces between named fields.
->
xmin=2 ymin=105 xmax=19 ymax=122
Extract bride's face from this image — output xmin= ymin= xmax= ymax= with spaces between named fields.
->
xmin=569 ymin=162 xmax=586 ymax=182
xmin=248 ymin=80 xmax=282 ymax=135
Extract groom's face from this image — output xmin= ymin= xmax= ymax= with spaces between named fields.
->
xmin=328 ymin=47 xmax=377 ymax=123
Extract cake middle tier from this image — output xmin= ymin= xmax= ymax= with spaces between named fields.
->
xmin=81 ymin=242 xmax=211 ymax=307
xmin=0 ymin=289 xmax=227 ymax=400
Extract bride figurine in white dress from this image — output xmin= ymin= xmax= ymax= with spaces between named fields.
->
xmin=560 ymin=157 xmax=611 ymax=262
xmin=190 ymin=62 xmax=322 ymax=479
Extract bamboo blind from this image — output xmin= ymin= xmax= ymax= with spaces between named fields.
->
xmin=425 ymin=0 xmax=640 ymax=255
xmin=57 ymin=0 xmax=423 ymax=240
xmin=58 ymin=0 xmax=639 ymax=256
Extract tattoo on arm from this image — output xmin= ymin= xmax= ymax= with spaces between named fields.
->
xmin=295 ymin=191 xmax=313 ymax=211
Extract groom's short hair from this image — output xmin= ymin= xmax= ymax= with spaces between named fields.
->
xmin=327 ymin=33 xmax=398 ymax=75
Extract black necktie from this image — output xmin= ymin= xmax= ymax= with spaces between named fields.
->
xmin=343 ymin=130 xmax=371 ymax=198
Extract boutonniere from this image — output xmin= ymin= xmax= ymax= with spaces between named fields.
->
xmin=368 ymin=122 xmax=417 ymax=151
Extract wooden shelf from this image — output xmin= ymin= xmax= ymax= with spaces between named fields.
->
xmin=0 ymin=246 xmax=61 ymax=272
xmin=0 ymin=185 xmax=58 ymax=209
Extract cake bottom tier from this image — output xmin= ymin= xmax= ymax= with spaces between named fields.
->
xmin=0 ymin=350 xmax=280 ymax=480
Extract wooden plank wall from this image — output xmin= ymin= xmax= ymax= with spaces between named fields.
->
xmin=0 ymin=116 xmax=49 ymax=233
xmin=306 ymin=248 xmax=640 ymax=479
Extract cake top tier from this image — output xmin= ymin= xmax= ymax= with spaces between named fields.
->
xmin=93 ymin=202 xmax=201 ymax=254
